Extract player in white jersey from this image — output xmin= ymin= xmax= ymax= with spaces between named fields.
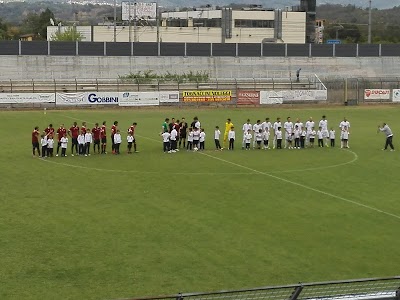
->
xmin=319 ymin=115 xmax=329 ymax=147
xmin=339 ymin=117 xmax=351 ymax=148
xmin=252 ymin=120 xmax=262 ymax=149
xmin=294 ymin=118 xmax=303 ymax=132
xmin=272 ymin=117 xmax=282 ymax=149
xmin=283 ymin=117 xmax=294 ymax=148
xmin=305 ymin=117 xmax=315 ymax=147
xmin=261 ymin=117 xmax=272 ymax=133
xmin=242 ymin=119 xmax=252 ymax=149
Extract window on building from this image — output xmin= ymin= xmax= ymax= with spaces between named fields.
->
xmin=193 ymin=18 xmax=222 ymax=27
xmin=234 ymin=19 xmax=274 ymax=28
xmin=166 ymin=19 xmax=189 ymax=27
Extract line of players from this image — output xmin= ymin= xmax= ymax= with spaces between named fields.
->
xmin=31 ymin=121 xmax=138 ymax=157
xmin=160 ymin=116 xmax=351 ymax=152
xmin=238 ymin=116 xmax=351 ymax=150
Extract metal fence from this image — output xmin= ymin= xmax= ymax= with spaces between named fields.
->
xmin=120 ymin=277 xmax=400 ymax=300
xmin=0 ymin=76 xmax=319 ymax=93
xmin=1 ymin=41 xmax=400 ymax=57
xmin=324 ymin=77 xmax=400 ymax=104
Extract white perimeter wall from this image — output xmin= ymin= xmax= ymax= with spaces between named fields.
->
xmin=1 ymin=56 xmax=400 ymax=80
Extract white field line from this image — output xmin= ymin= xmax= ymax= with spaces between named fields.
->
xmin=39 ymin=158 xmax=251 ymax=176
xmin=197 ymin=151 xmax=400 ymax=221
xmin=55 ymin=113 xmax=400 ymax=220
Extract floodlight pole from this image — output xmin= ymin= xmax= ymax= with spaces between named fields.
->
xmin=133 ymin=2 xmax=138 ymax=42
xmin=156 ymin=3 xmax=160 ymax=43
xmin=113 ymin=0 xmax=117 ymax=42
xmin=368 ymin=0 xmax=372 ymax=44
xmin=129 ymin=1 xmax=132 ymax=43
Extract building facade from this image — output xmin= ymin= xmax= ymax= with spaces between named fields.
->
xmin=47 ymin=8 xmax=306 ymax=44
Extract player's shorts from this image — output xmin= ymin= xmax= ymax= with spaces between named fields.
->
xmin=32 ymin=142 xmax=39 ymax=148
xmin=257 ymin=141 xmax=262 ymax=145
xmin=342 ymin=138 xmax=348 ymax=142
xmin=101 ymin=137 xmax=107 ymax=144
xmin=310 ymin=138 xmax=315 ymax=143
xmin=72 ymin=138 xmax=78 ymax=145
xmin=180 ymin=133 xmax=187 ymax=139
xmin=94 ymin=139 xmax=100 ymax=145
xmin=128 ymin=142 xmax=133 ymax=148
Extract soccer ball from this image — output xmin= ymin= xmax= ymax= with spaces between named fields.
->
xmin=193 ymin=147 xmax=198 ymax=151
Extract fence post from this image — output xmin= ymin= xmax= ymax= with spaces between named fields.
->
xmin=32 ymin=79 xmax=35 ymax=93
xmin=18 ymin=40 xmax=21 ymax=55
xmin=309 ymin=43 xmax=312 ymax=58
xmin=184 ymin=42 xmax=187 ymax=57
xmin=260 ymin=42 xmax=263 ymax=57
xmin=333 ymin=44 xmax=335 ymax=57
xmin=48 ymin=41 xmax=50 ymax=55
xmin=356 ymin=44 xmax=359 ymax=57
xmin=76 ymin=40 xmax=79 ymax=56
xmin=379 ymin=44 xmax=382 ymax=57
xmin=104 ymin=41 xmax=107 ymax=56
xmin=157 ymin=41 xmax=161 ymax=56
xmin=285 ymin=43 xmax=288 ymax=57
xmin=131 ymin=42 xmax=134 ymax=56
xmin=289 ymin=286 xmax=304 ymax=300
xmin=210 ymin=43 xmax=213 ymax=57
xmin=235 ymin=43 xmax=238 ymax=57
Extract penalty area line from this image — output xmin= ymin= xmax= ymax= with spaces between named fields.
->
xmin=198 ymin=151 xmax=400 ymax=222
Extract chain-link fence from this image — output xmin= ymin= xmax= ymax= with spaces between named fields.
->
xmin=120 ymin=277 xmax=400 ymax=300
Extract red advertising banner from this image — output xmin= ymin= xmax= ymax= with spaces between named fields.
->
xmin=237 ymin=90 xmax=260 ymax=105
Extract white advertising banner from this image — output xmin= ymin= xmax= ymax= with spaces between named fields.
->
xmin=159 ymin=91 xmax=179 ymax=103
xmin=260 ymin=90 xmax=327 ymax=104
xmin=56 ymin=92 xmax=119 ymax=105
xmin=0 ymin=93 xmax=55 ymax=103
xmin=121 ymin=2 xmax=157 ymax=20
xmin=85 ymin=92 xmax=119 ymax=104
xmin=118 ymin=92 xmax=160 ymax=106
xmin=260 ymin=91 xmax=283 ymax=104
xmin=56 ymin=93 xmax=86 ymax=105
xmin=282 ymin=90 xmax=327 ymax=101
xmin=364 ymin=89 xmax=391 ymax=100
xmin=393 ymin=89 xmax=400 ymax=102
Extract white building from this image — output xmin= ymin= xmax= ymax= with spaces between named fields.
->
xmin=47 ymin=7 xmax=306 ymax=44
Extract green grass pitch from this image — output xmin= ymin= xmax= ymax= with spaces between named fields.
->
xmin=0 ymin=106 xmax=399 ymax=300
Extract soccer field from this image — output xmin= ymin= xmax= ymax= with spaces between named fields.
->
xmin=0 ymin=106 xmax=399 ymax=300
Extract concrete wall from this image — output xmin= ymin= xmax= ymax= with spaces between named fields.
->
xmin=1 ymin=55 xmax=400 ymax=81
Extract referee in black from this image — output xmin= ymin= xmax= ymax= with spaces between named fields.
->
xmin=378 ymin=123 xmax=395 ymax=151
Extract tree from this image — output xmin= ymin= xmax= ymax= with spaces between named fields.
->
xmin=0 ymin=18 xmax=9 ymax=40
xmin=325 ymin=23 xmax=363 ymax=43
xmin=22 ymin=8 xmax=55 ymax=39
xmin=50 ymin=26 xmax=83 ymax=41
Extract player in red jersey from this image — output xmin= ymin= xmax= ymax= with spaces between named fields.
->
xmin=32 ymin=126 xmax=40 ymax=157
xmin=56 ymin=124 xmax=67 ymax=156
xmin=68 ymin=122 xmax=80 ymax=156
xmin=92 ymin=123 xmax=101 ymax=154
xmin=127 ymin=122 xmax=138 ymax=153
xmin=44 ymin=124 xmax=55 ymax=136
xmin=111 ymin=121 xmax=118 ymax=154
xmin=81 ymin=122 xmax=87 ymax=134
xmin=100 ymin=121 xmax=107 ymax=154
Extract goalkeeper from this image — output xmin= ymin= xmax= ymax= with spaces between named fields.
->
xmin=224 ymin=118 xmax=234 ymax=148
